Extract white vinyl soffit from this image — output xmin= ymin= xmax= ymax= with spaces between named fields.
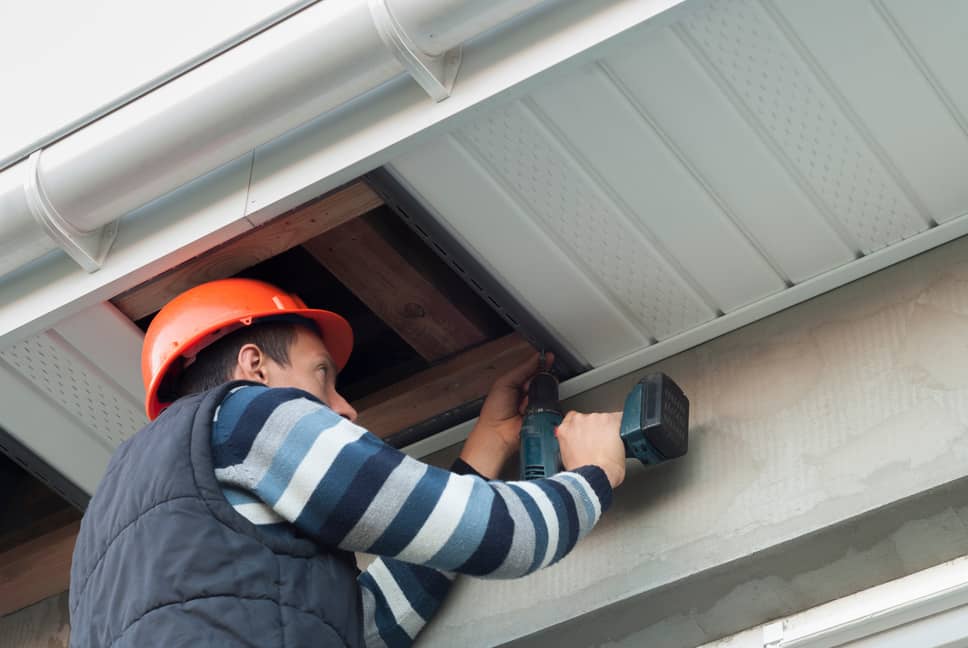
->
xmin=3 ymin=0 xmax=968 ymax=485
xmin=389 ymin=0 xmax=968 ymax=393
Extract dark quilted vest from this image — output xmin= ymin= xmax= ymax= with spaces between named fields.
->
xmin=69 ymin=383 xmax=364 ymax=647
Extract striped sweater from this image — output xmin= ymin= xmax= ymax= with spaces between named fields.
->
xmin=212 ymin=385 xmax=612 ymax=647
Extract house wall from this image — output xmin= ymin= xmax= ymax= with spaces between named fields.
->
xmin=417 ymin=233 xmax=968 ymax=647
xmin=0 ymin=592 xmax=69 ymax=648
xmin=6 ymin=234 xmax=968 ymax=647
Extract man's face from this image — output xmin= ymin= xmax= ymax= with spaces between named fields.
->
xmin=254 ymin=326 xmax=358 ymax=421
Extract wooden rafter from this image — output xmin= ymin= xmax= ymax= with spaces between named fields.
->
xmin=112 ymin=181 xmax=383 ymax=321
xmin=0 ymin=521 xmax=78 ymax=617
xmin=354 ymin=333 xmax=534 ymax=438
xmin=0 ymin=507 xmax=79 ymax=555
xmin=303 ymin=215 xmax=490 ymax=362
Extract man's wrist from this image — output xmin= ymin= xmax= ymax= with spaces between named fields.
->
xmin=458 ymin=444 xmax=511 ymax=479
xmin=459 ymin=423 xmax=516 ymax=479
xmin=450 ymin=457 xmax=485 ymax=478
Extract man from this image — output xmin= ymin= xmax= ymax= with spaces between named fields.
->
xmin=69 ymin=278 xmax=625 ymax=647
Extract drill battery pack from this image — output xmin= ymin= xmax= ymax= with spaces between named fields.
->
xmin=620 ymin=373 xmax=689 ymax=465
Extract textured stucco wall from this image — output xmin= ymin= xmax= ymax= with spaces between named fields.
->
xmin=0 ymin=593 xmax=69 ymax=648
xmin=417 ymin=234 xmax=968 ymax=647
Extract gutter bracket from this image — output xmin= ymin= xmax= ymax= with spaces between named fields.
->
xmin=762 ymin=621 xmax=785 ymax=648
xmin=23 ymin=150 xmax=118 ymax=273
xmin=369 ymin=0 xmax=462 ymax=102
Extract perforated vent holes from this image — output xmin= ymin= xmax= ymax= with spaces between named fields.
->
xmin=0 ymin=333 xmax=146 ymax=448
xmin=681 ymin=0 xmax=924 ymax=253
xmin=460 ymin=102 xmax=713 ymax=339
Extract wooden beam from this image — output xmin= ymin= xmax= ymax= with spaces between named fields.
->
xmin=303 ymin=215 xmax=490 ymax=362
xmin=0 ymin=521 xmax=78 ymax=617
xmin=354 ymin=333 xmax=535 ymax=437
xmin=112 ymin=181 xmax=383 ymax=321
xmin=0 ymin=508 xmax=80 ymax=555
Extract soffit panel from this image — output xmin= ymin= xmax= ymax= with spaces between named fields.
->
xmin=678 ymin=0 xmax=928 ymax=253
xmin=0 ymin=342 xmax=122 ymax=494
xmin=528 ymin=66 xmax=786 ymax=312
xmin=0 ymin=332 xmax=146 ymax=451
xmin=388 ymin=136 xmax=651 ymax=367
xmin=390 ymin=0 xmax=968 ymax=372
xmin=53 ymin=302 xmax=146 ymax=405
xmin=601 ymin=29 xmax=855 ymax=284
xmin=774 ymin=0 xmax=968 ymax=224
xmin=458 ymin=102 xmax=717 ymax=339
xmin=883 ymin=0 xmax=968 ymax=198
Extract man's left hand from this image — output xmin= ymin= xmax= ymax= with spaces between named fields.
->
xmin=459 ymin=351 xmax=552 ymax=479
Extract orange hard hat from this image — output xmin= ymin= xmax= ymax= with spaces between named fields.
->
xmin=142 ymin=278 xmax=353 ymax=420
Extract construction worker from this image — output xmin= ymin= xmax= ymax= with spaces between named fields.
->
xmin=69 ymin=278 xmax=626 ymax=647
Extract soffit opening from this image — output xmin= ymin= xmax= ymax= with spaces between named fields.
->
xmin=111 ymin=176 xmax=567 ymax=446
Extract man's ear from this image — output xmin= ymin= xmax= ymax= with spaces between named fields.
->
xmin=234 ymin=343 xmax=269 ymax=384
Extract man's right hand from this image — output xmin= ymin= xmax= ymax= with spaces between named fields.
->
xmin=556 ymin=411 xmax=626 ymax=488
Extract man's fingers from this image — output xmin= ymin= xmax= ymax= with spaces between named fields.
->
xmin=495 ymin=351 xmax=554 ymax=389
xmin=559 ymin=410 xmax=579 ymax=426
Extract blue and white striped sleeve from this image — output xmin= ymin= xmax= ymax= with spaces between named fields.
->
xmin=356 ymin=458 xmax=479 ymax=648
xmin=213 ymin=386 xmax=612 ymax=646
xmin=358 ymin=558 xmax=454 ymax=648
xmin=213 ymin=386 xmax=612 ymax=578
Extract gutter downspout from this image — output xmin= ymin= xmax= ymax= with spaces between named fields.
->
xmin=0 ymin=0 xmax=551 ymax=277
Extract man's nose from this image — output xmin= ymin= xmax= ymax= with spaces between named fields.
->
xmin=332 ymin=392 xmax=358 ymax=422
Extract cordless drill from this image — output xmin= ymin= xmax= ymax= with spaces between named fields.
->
xmin=519 ymin=370 xmax=689 ymax=480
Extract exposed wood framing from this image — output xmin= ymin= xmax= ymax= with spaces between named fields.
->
xmin=303 ymin=216 xmax=490 ymax=362
xmin=0 ymin=521 xmax=78 ymax=617
xmin=0 ymin=508 xmax=80 ymax=555
xmin=112 ymin=181 xmax=383 ymax=321
xmin=354 ymin=333 xmax=534 ymax=437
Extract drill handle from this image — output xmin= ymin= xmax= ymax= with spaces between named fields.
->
xmin=519 ymin=371 xmax=563 ymax=480
xmin=519 ymin=411 xmax=563 ymax=480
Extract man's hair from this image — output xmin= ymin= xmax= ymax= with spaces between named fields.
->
xmin=173 ymin=321 xmax=304 ymax=398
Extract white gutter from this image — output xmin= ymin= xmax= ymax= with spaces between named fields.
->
xmin=0 ymin=0 xmax=322 ymax=174
xmin=699 ymin=554 xmax=968 ymax=648
xmin=0 ymin=0 xmax=549 ymax=276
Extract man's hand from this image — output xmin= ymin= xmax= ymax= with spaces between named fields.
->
xmin=557 ymin=411 xmax=626 ymax=488
xmin=459 ymin=351 xmax=551 ymax=478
